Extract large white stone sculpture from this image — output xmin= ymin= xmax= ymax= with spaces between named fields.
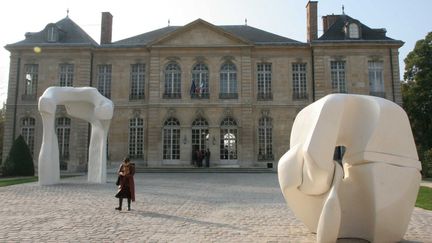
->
xmin=38 ymin=87 xmax=113 ymax=185
xmin=278 ymin=94 xmax=422 ymax=243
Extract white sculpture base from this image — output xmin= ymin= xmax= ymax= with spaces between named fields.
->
xmin=38 ymin=87 xmax=114 ymax=185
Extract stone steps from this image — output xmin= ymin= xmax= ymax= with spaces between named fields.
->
xmin=134 ymin=167 xmax=276 ymax=173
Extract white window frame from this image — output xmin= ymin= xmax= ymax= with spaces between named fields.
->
xmin=97 ymin=64 xmax=112 ymax=98
xmin=331 ymin=61 xmax=346 ymax=93
xmin=368 ymin=61 xmax=385 ymax=97
xmin=59 ymin=64 xmax=74 ymax=87
xmin=292 ymin=63 xmax=307 ymax=99
xmin=130 ymin=63 xmax=145 ymax=100
xmin=129 ymin=117 xmax=144 ymax=158
xmin=21 ymin=117 xmax=35 ymax=156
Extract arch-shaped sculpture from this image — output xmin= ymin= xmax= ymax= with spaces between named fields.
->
xmin=38 ymin=87 xmax=114 ymax=185
xmin=278 ymin=94 xmax=421 ymax=243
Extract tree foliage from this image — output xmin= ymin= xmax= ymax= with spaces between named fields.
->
xmin=402 ymin=31 xmax=432 ymax=176
xmin=0 ymin=103 xmax=5 ymax=165
xmin=1 ymin=135 xmax=34 ymax=176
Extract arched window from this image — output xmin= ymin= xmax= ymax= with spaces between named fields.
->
xmin=192 ymin=118 xmax=209 ymax=153
xmin=219 ymin=62 xmax=238 ymax=99
xmin=348 ymin=23 xmax=359 ymax=39
xmin=129 ymin=117 xmax=144 ymax=158
xmin=163 ymin=117 xmax=180 ymax=160
xmin=21 ymin=117 xmax=35 ymax=155
xmin=164 ymin=63 xmax=181 ymax=98
xmin=220 ymin=117 xmax=237 ymax=160
xmin=258 ymin=116 xmax=273 ymax=160
xmin=191 ymin=63 xmax=209 ymax=99
xmin=56 ymin=117 xmax=71 ymax=170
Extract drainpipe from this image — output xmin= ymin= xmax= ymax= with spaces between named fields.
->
xmin=12 ymin=56 xmax=21 ymax=142
xmin=389 ymin=48 xmax=395 ymax=102
xmin=311 ymin=46 xmax=316 ymax=101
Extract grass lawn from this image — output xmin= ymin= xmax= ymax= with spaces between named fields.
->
xmin=0 ymin=176 xmax=38 ymax=187
xmin=416 ymin=186 xmax=432 ymax=210
xmin=0 ymin=175 xmax=79 ymax=187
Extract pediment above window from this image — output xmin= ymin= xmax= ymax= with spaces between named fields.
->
xmin=150 ymin=19 xmax=251 ymax=47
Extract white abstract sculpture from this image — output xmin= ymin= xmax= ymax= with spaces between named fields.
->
xmin=278 ymin=94 xmax=422 ymax=243
xmin=38 ymin=87 xmax=114 ymax=185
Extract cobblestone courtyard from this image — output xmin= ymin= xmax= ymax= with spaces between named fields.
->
xmin=0 ymin=173 xmax=431 ymax=242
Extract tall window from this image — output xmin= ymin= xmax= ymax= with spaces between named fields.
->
xmin=59 ymin=64 xmax=74 ymax=87
xmin=21 ymin=117 xmax=35 ymax=156
xmin=192 ymin=118 xmax=209 ymax=153
xmin=97 ymin=64 xmax=112 ymax=98
xmin=220 ymin=62 xmax=238 ymax=99
xmin=258 ymin=116 xmax=273 ymax=161
xmin=331 ymin=61 xmax=346 ymax=93
xmin=24 ymin=64 xmax=38 ymax=98
xmin=129 ymin=117 xmax=144 ymax=158
xmin=164 ymin=63 xmax=181 ymax=98
xmin=257 ymin=63 xmax=272 ymax=100
xmin=292 ymin=63 xmax=307 ymax=100
xmin=368 ymin=61 xmax=385 ymax=98
xmin=56 ymin=117 xmax=71 ymax=170
xmin=47 ymin=26 xmax=58 ymax=42
xmin=191 ymin=63 xmax=209 ymax=99
xmin=348 ymin=23 xmax=360 ymax=39
xmin=220 ymin=117 xmax=237 ymax=160
xmin=130 ymin=63 xmax=145 ymax=100
xmin=163 ymin=118 xmax=180 ymax=160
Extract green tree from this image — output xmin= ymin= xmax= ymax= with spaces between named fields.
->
xmin=1 ymin=135 xmax=34 ymax=176
xmin=0 ymin=103 xmax=5 ymax=165
xmin=402 ymin=31 xmax=432 ymax=177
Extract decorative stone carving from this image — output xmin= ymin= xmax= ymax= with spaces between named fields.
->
xmin=195 ymin=108 xmax=205 ymax=118
xmin=261 ymin=109 xmax=270 ymax=117
xmin=278 ymin=94 xmax=421 ymax=243
xmin=38 ymin=87 xmax=114 ymax=185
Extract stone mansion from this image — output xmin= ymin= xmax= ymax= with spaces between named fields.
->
xmin=2 ymin=1 xmax=403 ymax=171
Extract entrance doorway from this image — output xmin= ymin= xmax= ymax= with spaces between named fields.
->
xmin=192 ymin=118 xmax=209 ymax=167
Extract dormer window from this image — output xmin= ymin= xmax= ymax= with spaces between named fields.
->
xmin=46 ymin=25 xmax=58 ymax=42
xmin=345 ymin=22 xmax=360 ymax=39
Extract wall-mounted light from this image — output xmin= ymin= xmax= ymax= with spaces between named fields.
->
xmin=212 ymin=136 xmax=216 ymax=145
xmin=183 ymin=135 xmax=187 ymax=144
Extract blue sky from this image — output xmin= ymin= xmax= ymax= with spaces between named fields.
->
xmin=0 ymin=0 xmax=430 ymax=106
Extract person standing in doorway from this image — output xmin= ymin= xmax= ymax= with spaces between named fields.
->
xmin=205 ymin=148 xmax=211 ymax=167
xmin=115 ymin=157 xmax=135 ymax=211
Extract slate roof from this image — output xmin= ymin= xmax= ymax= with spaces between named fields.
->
xmin=109 ymin=24 xmax=303 ymax=47
xmin=6 ymin=16 xmax=98 ymax=49
xmin=220 ymin=25 xmax=302 ymax=45
xmin=316 ymin=14 xmax=402 ymax=44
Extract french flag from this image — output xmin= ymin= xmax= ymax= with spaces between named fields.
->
xmin=190 ymin=80 xmax=196 ymax=95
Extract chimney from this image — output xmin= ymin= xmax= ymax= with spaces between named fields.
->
xmin=322 ymin=14 xmax=339 ymax=33
xmin=100 ymin=12 xmax=113 ymax=44
xmin=306 ymin=1 xmax=318 ymax=42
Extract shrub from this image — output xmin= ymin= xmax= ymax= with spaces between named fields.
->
xmin=1 ymin=135 xmax=34 ymax=176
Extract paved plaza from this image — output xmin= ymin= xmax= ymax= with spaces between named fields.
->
xmin=0 ymin=173 xmax=431 ymax=242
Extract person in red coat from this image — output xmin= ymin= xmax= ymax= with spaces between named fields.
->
xmin=115 ymin=157 xmax=135 ymax=211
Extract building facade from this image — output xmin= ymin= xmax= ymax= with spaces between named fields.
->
xmin=3 ymin=2 xmax=403 ymax=171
